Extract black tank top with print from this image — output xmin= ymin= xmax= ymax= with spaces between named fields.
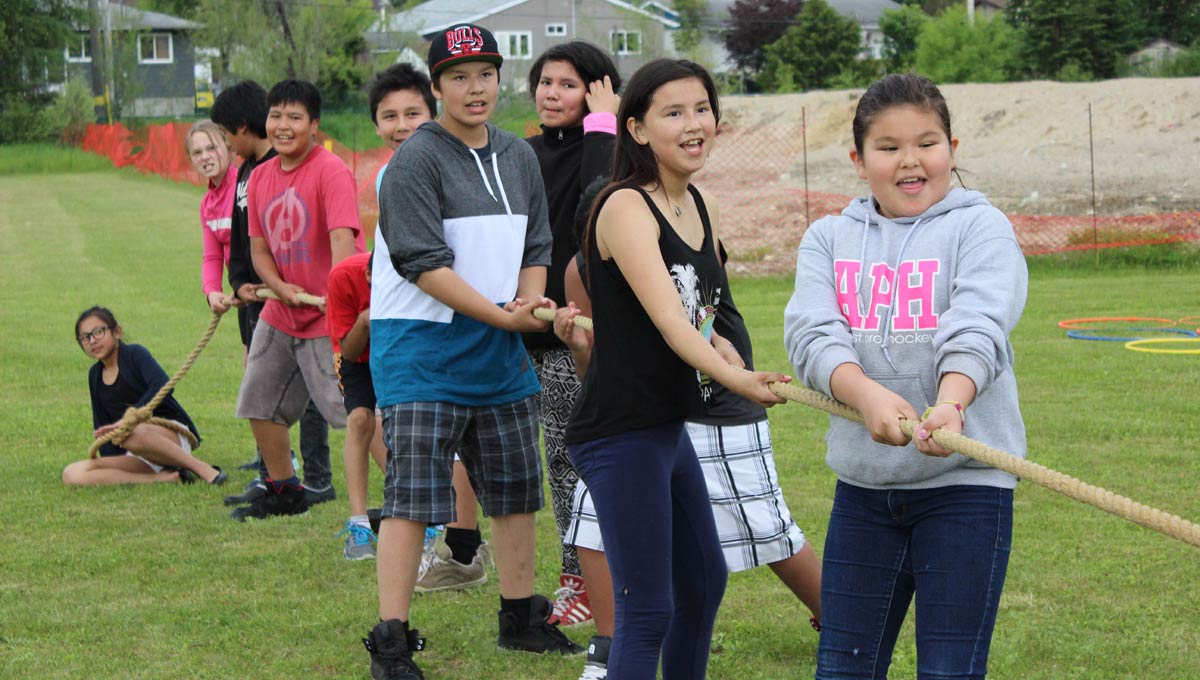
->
xmin=566 ymin=183 xmax=724 ymax=445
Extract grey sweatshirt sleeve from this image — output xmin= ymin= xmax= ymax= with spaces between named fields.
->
xmin=518 ymin=142 xmax=552 ymax=269
xmin=934 ymin=207 xmax=1027 ymax=395
xmin=378 ymin=138 xmax=455 ymax=283
xmin=784 ymin=220 xmax=862 ymax=396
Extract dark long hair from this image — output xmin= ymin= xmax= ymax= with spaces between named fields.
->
xmin=581 ymin=59 xmax=719 ymax=280
xmin=75 ymin=306 xmax=120 ymax=345
xmin=852 ymin=73 xmax=951 ymax=155
xmin=527 ymin=40 xmax=622 ymax=115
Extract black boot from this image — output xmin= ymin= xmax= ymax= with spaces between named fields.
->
xmin=363 ymin=619 xmax=425 ymax=680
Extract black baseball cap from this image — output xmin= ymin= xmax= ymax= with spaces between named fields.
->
xmin=428 ymin=24 xmax=504 ymax=78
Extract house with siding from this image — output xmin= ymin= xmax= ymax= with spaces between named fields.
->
xmin=66 ymin=3 xmax=199 ymax=117
xmin=369 ymin=0 xmax=680 ymax=91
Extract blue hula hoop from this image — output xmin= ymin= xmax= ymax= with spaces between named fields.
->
xmin=1067 ymin=327 xmax=1200 ymax=342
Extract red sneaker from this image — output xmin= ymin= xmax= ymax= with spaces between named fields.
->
xmin=547 ymin=574 xmax=592 ymax=627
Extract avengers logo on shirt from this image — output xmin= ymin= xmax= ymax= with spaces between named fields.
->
xmin=262 ymin=187 xmax=312 ymax=265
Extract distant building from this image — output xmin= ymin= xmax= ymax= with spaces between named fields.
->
xmin=1128 ymin=39 xmax=1186 ymax=71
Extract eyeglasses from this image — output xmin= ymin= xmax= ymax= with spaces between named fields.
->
xmin=78 ymin=326 xmax=110 ymax=343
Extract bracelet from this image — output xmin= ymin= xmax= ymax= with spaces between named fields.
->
xmin=921 ymin=400 xmax=964 ymax=425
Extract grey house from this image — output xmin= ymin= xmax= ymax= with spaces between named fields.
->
xmin=66 ymin=4 xmax=199 ymax=117
xmin=369 ymin=0 xmax=681 ymax=90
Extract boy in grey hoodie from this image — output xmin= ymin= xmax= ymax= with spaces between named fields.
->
xmin=363 ymin=23 xmax=582 ymax=680
xmin=784 ymin=73 xmax=1027 ymax=679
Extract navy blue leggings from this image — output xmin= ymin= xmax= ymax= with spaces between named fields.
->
xmin=568 ymin=421 xmax=728 ymax=680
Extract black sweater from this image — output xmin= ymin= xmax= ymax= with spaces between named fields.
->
xmin=89 ymin=343 xmax=201 ymax=457
xmin=524 ymin=123 xmax=615 ymax=350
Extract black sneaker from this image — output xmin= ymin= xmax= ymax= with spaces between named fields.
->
xmin=497 ymin=594 xmax=585 ymax=655
xmin=224 ymin=480 xmax=267 ymax=507
xmin=230 ymin=484 xmax=309 ymax=521
xmin=236 ymin=453 xmax=262 ymax=471
xmin=363 ymin=619 xmax=425 ymax=680
xmin=304 ymin=484 xmax=337 ymax=505
xmin=579 ymin=635 xmax=611 ymax=679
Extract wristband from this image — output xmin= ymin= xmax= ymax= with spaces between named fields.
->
xmin=583 ymin=112 xmax=617 ymax=136
xmin=921 ymin=400 xmax=964 ymax=425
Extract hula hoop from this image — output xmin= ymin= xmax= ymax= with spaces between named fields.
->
xmin=1058 ymin=316 xmax=1176 ymax=330
xmin=1124 ymin=338 xmax=1200 ymax=355
xmin=1179 ymin=316 xmax=1200 ymax=334
xmin=1067 ymin=327 xmax=1199 ymax=342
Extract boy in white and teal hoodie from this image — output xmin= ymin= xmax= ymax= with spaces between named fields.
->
xmin=363 ymin=22 xmax=581 ymax=680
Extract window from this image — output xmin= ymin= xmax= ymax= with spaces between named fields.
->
xmin=495 ymin=31 xmax=533 ymax=59
xmin=611 ymin=30 xmax=641 ymax=55
xmin=66 ymin=36 xmax=91 ymax=63
xmin=546 ymin=23 xmax=567 ymax=36
xmin=138 ymin=33 xmax=173 ymax=64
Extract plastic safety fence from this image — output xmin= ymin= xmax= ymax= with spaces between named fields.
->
xmin=79 ymin=122 xmax=1200 ymax=269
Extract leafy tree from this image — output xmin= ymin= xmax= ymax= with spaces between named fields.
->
xmin=1137 ymin=0 xmax=1200 ymax=45
xmin=141 ymin=0 xmax=201 ymax=18
xmin=1006 ymin=0 xmax=1143 ymax=79
xmin=759 ymin=0 xmax=859 ymax=92
xmin=880 ymin=4 xmax=929 ymax=72
xmin=0 ymin=0 xmax=81 ymax=142
xmin=722 ymin=0 xmax=804 ymax=73
xmin=672 ymin=0 xmax=708 ymax=54
xmin=914 ymin=5 xmax=1020 ymax=83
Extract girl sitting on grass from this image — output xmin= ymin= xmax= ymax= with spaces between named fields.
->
xmin=63 ymin=306 xmax=226 ymax=487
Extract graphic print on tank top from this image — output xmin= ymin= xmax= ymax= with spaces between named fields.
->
xmin=670 ymin=262 xmax=721 ymax=403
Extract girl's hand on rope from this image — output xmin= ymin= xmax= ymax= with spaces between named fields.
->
xmin=554 ymin=303 xmax=592 ymax=354
xmin=860 ymin=385 xmax=920 ymax=447
xmin=914 ymin=402 xmax=963 ymax=458
xmin=93 ymin=423 xmax=119 ymax=439
xmin=732 ymin=371 xmax=790 ymax=408
xmin=585 ymin=75 xmax=621 ymax=116
xmin=206 ymin=291 xmax=232 ymax=315
xmin=503 ymin=296 xmax=555 ymax=333
xmin=236 ymin=283 xmax=264 ymax=305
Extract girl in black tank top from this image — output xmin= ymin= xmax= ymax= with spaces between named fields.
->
xmin=560 ymin=60 xmax=788 ymax=680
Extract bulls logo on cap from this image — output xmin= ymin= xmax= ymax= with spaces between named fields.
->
xmin=427 ymin=23 xmax=503 ymax=77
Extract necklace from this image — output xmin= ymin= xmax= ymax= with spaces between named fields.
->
xmin=661 ymin=185 xmax=684 ymax=217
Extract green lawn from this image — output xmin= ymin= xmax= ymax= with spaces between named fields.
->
xmin=0 ymin=169 xmax=1197 ymax=679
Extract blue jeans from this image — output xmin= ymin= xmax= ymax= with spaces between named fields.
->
xmin=569 ymin=421 xmax=727 ymax=680
xmin=817 ymin=481 xmax=1013 ymax=680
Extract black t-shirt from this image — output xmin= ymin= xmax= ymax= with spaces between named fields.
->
xmin=566 ymin=184 xmax=723 ymax=444
xmin=94 ymin=372 xmax=144 ymax=456
xmin=227 ymin=147 xmax=278 ymax=292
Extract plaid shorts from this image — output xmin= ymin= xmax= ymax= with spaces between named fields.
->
xmin=566 ymin=419 xmax=806 ymax=572
xmin=380 ymin=396 xmax=544 ymax=524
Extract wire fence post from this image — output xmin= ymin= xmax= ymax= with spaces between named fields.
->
xmin=802 ymin=105 xmax=809 ymax=231
xmin=1088 ymin=102 xmax=1098 ymax=267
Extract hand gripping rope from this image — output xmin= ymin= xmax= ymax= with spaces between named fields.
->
xmin=532 ymin=307 xmax=1200 ymax=550
xmin=86 ymin=288 xmax=327 ymax=459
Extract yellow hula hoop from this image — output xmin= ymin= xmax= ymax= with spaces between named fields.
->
xmin=1124 ymin=338 xmax=1200 ymax=355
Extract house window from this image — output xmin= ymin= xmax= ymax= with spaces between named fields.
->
xmin=66 ymin=36 xmax=91 ymax=63
xmin=495 ymin=31 xmax=533 ymax=60
xmin=138 ymin=33 xmax=173 ymax=64
xmin=546 ymin=23 xmax=567 ymax=37
xmin=611 ymin=30 xmax=641 ymax=55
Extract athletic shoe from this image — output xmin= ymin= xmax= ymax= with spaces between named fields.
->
xmin=339 ymin=520 xmax=378 ymax=561
xmin=577 ymin=635 xmax=611 ymax=680
xmin=304 ymin=484 xmax=337 ymax=506
xmin=547 ymin=574 xmax=592 ymax=627
xmin=363 ymin=619 xmax=425 ymax=680
xmin=230 ymin=484 xmax=308 ymax=521
xmin=414 ymin=539 xmax=486 ymax=593
xmin=497 ymin=594 xmax=585 ymax=655
xmin=476 ymin=540 xmax=493 ymax=567
xmin=236 ymin=453 xmax=261 ymax=471
xmin=224 ymin=479 xmax=267 ymax=506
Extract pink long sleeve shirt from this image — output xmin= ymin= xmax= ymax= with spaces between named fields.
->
xmin=200 ymin=164 xmax=237 ymax=294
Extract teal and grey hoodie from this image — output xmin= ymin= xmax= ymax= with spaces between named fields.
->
xmin=784 ymin=188 xmax=1027 ymax=490
xmin=371 ymin=121 xmax=551 ymax=407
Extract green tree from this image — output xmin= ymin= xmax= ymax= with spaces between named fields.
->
xmin=1137 ymin=0 xmax=1200 ymax=45
xmin=759 ymin=0 xmax=859 ymax=92
xmin=0 ymin=0 xmax=81 ymax=142
xmin=914 ymin=5 xmax=1020 ymax=83
xmin=722 ymin=0 xmax=804 ymax=74
xmin=880 ymin=4 xmax=929 ymax=72
xmin=1006 ymin=0 xmax=1143 ymax=79
xmin=672 ymin=0 xmax=708 ymax=54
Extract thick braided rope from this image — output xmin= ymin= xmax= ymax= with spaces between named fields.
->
xmin=255 ymin=288 xmax=326 ymax=307
xmin=88 ymin=312 xmax=222 ymax=458
xmin=770 ymin=381 xmax=1200 ymax=549
xmin=535 ymin=306 xmax=1200 ymax=549
xmin=532 ymin=307 xmax=592 ymax=331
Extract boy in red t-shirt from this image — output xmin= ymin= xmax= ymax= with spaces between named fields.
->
xmin=327 ymin=251 xmax=388 ymax=559
xmin=232 ymin=79 xmax=365 ymax=521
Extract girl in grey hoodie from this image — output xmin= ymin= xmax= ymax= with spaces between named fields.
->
xmin=784 ymin=73 xmax=1027 ymax=679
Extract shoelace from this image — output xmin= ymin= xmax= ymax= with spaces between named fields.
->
xmin=337 ymin=522 xmax=377 ymax=547
xmin=552 ymin=585 xmax=583 ymax=616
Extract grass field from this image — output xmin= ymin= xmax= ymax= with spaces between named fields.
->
xmin=0 ymin=166 xmax=1197 ymax=679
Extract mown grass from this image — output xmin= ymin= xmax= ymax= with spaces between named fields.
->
xmin=0 ymin=143 xmax=115 ymax=175
xmin=0 ymin=170 xmax=1197 ymax=679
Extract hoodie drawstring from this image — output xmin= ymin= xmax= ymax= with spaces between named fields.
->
xmin=490 ymin=153 xmax=513 ymax=217
xmin=857 ymin=207 xmax=923 ymax=372
xmin=469 ymin=148 xmax=498 ymax=202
